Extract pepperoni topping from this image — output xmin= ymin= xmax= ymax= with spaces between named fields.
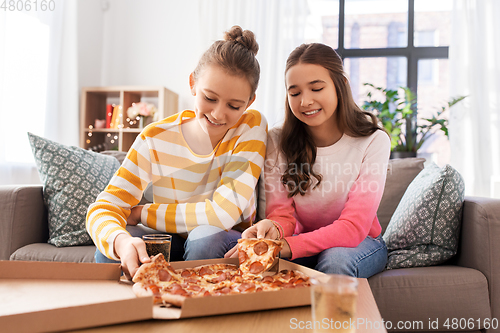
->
xmin=219 ymin=287 xmax=232 ymax=294
xmin=249 ymin=261 xmax=265 ymax=274
xmin=147 ymin=285 xmax=160 ymax=295
xmin=294 ymin=278 xmax=305 ymax=285
xmin=168 ymin=283 xmax=182 ymax=291
xmin=158 ymin=269 xmax=172 ymax=282
xmin=280 ymin=271 xmax=292 ymax=281
xmin=271 ymin=280 xmax=283 ymax=288
xmin=253 ymin=241 xmax=269 ymax=256
xmin=171 ymin=287 xmax=188 ymax=295
xmin=261 ymin=276 xmax=274 ymax=283
xmin=181 ymin=270 xmax=194 ymax=278
xmin=186 ymin=284 xmax=202 ymax=292
xmin=231 ymin=275 xmax=242 ymax=283
xmin=199 ymin=266 xmax=214 ymax=276
xmin=238 ymin=250 xmax=248 ymax=265
xmin=237 ymin=282 xmax=256 ymax=293
xmin=212 ymin=272 xmax=228 ymax=283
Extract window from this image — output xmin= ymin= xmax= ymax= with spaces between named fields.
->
xmin=306 ymin=0 xmax=453 ymax=164
xmin=1 ymin=12 xmax=50 ymax=164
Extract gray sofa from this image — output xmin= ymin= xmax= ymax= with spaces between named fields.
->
xmin=1 ymin=158 xmax=499 ymax=332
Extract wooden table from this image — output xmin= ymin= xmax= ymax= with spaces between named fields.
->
xmin=73 ymin=279 xmax=386 ymax=333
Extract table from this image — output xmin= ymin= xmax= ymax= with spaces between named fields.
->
xmin=73 ymin=278 xmax=387 ymax=333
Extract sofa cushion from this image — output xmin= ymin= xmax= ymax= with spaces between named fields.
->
xmin=377 ymin=158 xmax=425 ymax=233
xmin=28 ymin=133 xmax=121 ymax=247
xmin=368 ymin=266 xmax=490 ymax=331
xmin=10 ymin=243 xmax=95 ymax=263
xmin=383 ymin=163 xmax=465 ymax=269
xmin=99 ymin=150 xmax=127 ymax=164
xmin=100 ymin=150 xmax=153 ymax=205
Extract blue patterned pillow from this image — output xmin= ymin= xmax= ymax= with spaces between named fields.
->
xmin=28 ymin=133 xmax=120 ymax=247
xmin=383 ymin=163 xmax=465 ymax=269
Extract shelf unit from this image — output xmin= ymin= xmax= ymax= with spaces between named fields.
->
xmin=80 ymin=86 xmax=178 ymax=152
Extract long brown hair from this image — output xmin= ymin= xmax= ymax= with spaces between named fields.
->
xmin=193 ymin=26 xmax=260 ymax=98
xmin=280 ymin=43 xmax=384 ymax=198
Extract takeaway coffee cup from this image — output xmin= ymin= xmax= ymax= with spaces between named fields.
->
xmin=310 ymin=274 xmax=359 ymax=332
xmin=142 ymin=234 xmax=172 ymax=262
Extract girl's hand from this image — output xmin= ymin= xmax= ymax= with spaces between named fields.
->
xmin=241 ymin=219 xmax=280 ymax=240
xmin=224 ymin=219 xmax=281 ymax=259
xmin=224 ymin=245 xmax=238 ymax=258
xmin=114 ymin=233 xmax=151 ymax=280
xmin=224 ymin=222 xmax=292 ymax=259
xmin=127 ymin=205 xmax=144 ymax=226
xmin=279 ymin=239 xmax=292 ymax=259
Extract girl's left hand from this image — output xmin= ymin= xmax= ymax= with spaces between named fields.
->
xmin=127 ymin=205 xmax=144 ymax=226
xmin=224 ymin=219 xmax=280 ymax=258
xmin=242 ymin=219 xmax=279 ymax=239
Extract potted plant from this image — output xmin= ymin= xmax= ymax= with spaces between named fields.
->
xmin=361 ymin=83 xmax=466 ymax=159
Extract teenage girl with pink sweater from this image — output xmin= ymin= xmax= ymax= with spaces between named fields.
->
xmin=227 ymin=43 xmax=390 ymax=278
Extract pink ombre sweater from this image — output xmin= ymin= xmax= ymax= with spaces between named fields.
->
xmin=264 ymin=127 xmax=390 ymax=259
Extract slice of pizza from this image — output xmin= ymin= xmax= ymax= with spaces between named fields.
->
xmin=237 ymin=238 xmax=283 ymax=278
xmin=132 ymin=253 xmax=184 ymax=305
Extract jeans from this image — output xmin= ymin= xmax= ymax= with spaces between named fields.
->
xmin=292 ymin=235 xmax=388 ymax=278
xmin=94 ymin=224 xmax=241 ymax=263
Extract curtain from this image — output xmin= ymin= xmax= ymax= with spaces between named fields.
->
xmin=198 ymin=0 xmax=309 ymax=128
xmin=449 ymin=0 xmax=500 ymax=197
xmin=0 ymin=0 xmax=78 ymax=186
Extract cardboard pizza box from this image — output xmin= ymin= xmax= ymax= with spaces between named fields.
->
xmin=0 ymin=260 xmax=153 ymax=333
xmin=149 ymin=258 xmax=326 ymax=320
xmin=0 ymin=257 xmax=325 ymax=331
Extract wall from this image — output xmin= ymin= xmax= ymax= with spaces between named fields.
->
xmin=77 ymin=0 xmax=202 ymax=111
xmin=77 ymin=0 xmax=105 ymax=91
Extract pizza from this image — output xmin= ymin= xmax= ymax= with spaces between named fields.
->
xmin=132 ymin=257 xmax=242 ymax=306
xmin=237 ymin=238 xmax=283 ymax=277
xmin=132 ymin=239 xmax=309 ymax=307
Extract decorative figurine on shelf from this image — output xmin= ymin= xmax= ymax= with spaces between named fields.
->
xmin=126 ymin=102 xmax=158 ymax=129
xmin=94 ymin=119 xmax=106 ymax=129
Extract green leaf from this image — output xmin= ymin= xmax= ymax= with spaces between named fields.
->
xmin=362 ymin=82 xmax=466 ymax=153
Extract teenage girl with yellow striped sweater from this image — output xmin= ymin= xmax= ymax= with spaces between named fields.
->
xmin=86 ymin=26 xmax=267 ymax=279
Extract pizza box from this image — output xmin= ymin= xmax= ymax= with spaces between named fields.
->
xmin=148 ymin=257 xmax=327 ymax=320
xmin=0 ymin=260 xmax=153 ymax=333
xmin=0 ymin=257 xmax=325 ymax=331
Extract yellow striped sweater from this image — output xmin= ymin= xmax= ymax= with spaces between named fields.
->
xmin=86 ymin=109 xmax=267 ymax=260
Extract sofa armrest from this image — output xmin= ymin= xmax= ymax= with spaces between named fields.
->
xmin=0 ymin=185 xmax=48 ymax=260
xmin=457 ymin=196 xmax=500 ymax=325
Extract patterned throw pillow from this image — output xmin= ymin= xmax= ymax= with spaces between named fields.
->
xmin=28 ymin=133 xmax=120 ymax=247
xmin=383 ymin=163 xmax=465 ymax=269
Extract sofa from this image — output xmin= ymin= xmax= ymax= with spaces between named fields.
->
xmin=1 ymin=157 xmax=499 ymax=332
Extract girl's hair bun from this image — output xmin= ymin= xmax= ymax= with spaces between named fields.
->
xmin=224 ymin=25 xmax=259 ymax=56
xmin=193 ymin=25 xmax=260 ymax=97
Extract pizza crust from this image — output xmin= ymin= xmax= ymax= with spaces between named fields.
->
xmin=160 ymin=292 xmax=187 ymax=307
xmin=132 ymin=282 xmax=153 ymax=298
